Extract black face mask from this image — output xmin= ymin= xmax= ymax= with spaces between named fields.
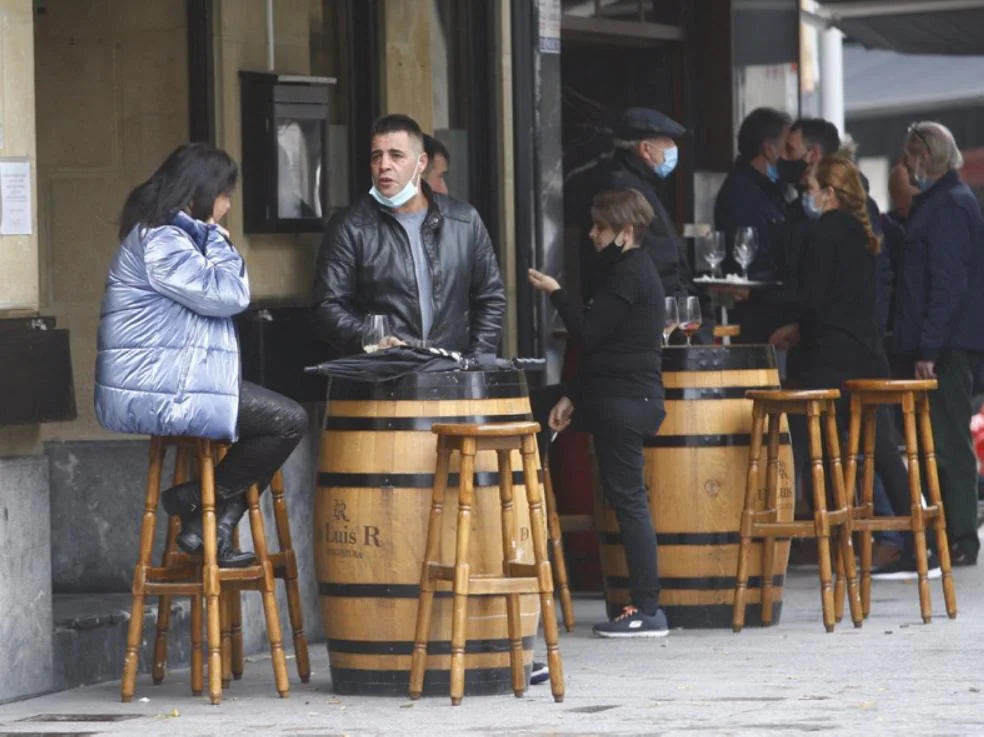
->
xmin=776 ymin=157 xmax=809 ymax=185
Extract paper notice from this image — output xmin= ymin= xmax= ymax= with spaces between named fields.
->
xmin=0 ymin=158 xmax=32 ymax=236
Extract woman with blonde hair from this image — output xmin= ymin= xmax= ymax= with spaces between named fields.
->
xmin=770 ymin=155 xmax=939 ymax=577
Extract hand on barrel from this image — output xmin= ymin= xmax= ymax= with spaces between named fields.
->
xmin=549 ymin=396 xmax=574 ymax=433
xmin=915 ymin=360 xmax=936 ymax=380
xmin=528 ymin=268 xmax=561 ymax=295
xmin=769 ymin=322 xmax=801 ymax=350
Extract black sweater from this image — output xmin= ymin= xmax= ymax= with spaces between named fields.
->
xmin=760 ymin=209 xmax=888 ymax=387
xmin=551 ymin=247 xmax=665 ymax=402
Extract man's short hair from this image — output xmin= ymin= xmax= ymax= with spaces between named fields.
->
xmin=372 ymin=114 xmax=424 ymax=152
xmin=423 ymin=134 xmax=451 ymax=165
xmin=737 ymin=108 xmax=792 ymax=160
xmin=791 ymin=118 xmax=841 ymax=157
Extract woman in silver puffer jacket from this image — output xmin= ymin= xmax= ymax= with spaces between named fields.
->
xmin=95 ymin=143 xmax=307 ymax=567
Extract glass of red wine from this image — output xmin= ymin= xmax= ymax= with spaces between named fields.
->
xmin=677 ymin=296 xmax=702 ymax=346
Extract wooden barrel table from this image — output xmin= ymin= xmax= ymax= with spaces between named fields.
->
xmin=315 ymin=369 xmax=541 ymax=696
xmin=597 ymin=345 xmax=795 ymax=628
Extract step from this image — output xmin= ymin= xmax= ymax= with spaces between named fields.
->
xmin=52 ymin=593 xmax=194 ymax=693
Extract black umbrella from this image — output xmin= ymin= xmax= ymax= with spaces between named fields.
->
xmin=305 ymin=346 xmax=466 ymax=382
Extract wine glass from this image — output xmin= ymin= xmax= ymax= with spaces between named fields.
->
xmin=663 ymin=296 xmax=679 ymax=346
xmin=677 ymin=296 xmax=702 ymax=347
xmin=734 ymin=227 xmax=758 ymax=281
xmin=362 ymin=314 xmax=389 ymax=353
xmin=700 ymin=231 xmax=726 ymax=278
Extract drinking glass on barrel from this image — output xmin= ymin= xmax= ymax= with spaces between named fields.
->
xmin=663 ymin=296 xmax=679 ymax=346
xmin=677 ymin=296 xmax=702 ymax=346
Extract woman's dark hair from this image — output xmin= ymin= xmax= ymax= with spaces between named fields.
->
xmin=117 ymin=143 xmax=238 ymax=240
xmin=591 ymin=188 xmax=655 ymax=239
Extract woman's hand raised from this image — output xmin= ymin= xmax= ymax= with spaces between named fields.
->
xmin=528 ymin=268 xmax=561 ymax=295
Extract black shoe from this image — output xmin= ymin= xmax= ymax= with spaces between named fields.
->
xmin=592 ymin=606 xmax=669 ymax=639
xmin=530 ymin=661 xmax=549 ymax=685
xmin=871 ymin=551 xmax=942 ymax=581
xmin=950 ymin=544 xmax=978 ymax=567
xmin=215 ymin=498 xmax=255 ymax=568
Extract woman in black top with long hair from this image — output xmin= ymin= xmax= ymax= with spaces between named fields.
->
xmin=769 ymin=156 xmax=936 ymax=575
xmin=528 ymin=188 xmax=668 ymax=638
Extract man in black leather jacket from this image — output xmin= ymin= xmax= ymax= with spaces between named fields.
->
xmin=313 ymin=114 xmax=505 ymax=356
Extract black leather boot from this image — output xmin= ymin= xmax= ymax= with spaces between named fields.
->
xmin=161 ymin=481 xmax=255 ymax=568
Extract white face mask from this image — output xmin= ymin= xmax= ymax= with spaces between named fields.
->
xmin=369 ymin=155 xmax=423 ymax=208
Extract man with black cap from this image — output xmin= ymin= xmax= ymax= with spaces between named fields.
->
xmin=567 ymin=107 xmax=713 ymax=342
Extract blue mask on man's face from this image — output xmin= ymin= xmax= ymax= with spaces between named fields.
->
xmin=653 ymin=146 xmax=679 ymax=179
xmin=766 ymin=162 xmax=780 ymax=183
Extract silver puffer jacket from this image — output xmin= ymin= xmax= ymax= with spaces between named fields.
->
xmin=95 ymin=212 xmax=250 ymax=441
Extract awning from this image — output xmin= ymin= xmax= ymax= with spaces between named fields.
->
xmin=818 ymin=0 xmax=984 ymax=55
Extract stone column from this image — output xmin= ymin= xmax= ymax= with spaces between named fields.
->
xmin=0 ymin=0 xmax=53 ymax=703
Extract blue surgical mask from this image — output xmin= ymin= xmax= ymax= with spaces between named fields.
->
xmin=369 ymin=156 xmax=423 ymax=208
xmin=915 ymin=175 xmax=931 ymax=192
xmin=766 ymin=162 xmax=780 ymax=183
xmin=803 ymin=193 xmax=823 ymax=219
xmin=654 ymin=146 xmax=679 ymax=179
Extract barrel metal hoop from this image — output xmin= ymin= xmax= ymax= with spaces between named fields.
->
xmin=643 ymin=432 xmax=792 ymax=448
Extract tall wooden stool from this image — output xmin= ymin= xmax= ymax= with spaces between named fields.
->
xmin=409 ymin=421 xmax=564 ymax=705
xmin=152 ymin=446 xmax=312 ymax=689
xmin=543 ymin=466 xmax=575 ymax=631
xmin=121 ymin=436 xmax=289 ymax=705
xmin=841 ymin=379 xmax=957 ymax=622
xmin=733 ymin=390 xmax=863 ymax=633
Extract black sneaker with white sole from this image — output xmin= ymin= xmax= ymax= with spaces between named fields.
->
xmin=870 ymin=551 xmax=942 ymax=581
xmin=530 ymin=661 xmax=549 ymax=685
xmin=592 ymin=606 xmax=669 ymax=639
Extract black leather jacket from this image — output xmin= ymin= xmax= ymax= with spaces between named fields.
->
xmin=313 ymin=187 xmax=506 ymax=356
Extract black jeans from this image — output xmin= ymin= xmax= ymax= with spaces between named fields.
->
xmin=213 ymin=381 xmax=308 ymax=499
xmin=532 ymin=385 xmax=665 ymax=615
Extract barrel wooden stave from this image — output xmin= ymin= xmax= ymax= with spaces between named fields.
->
xmin=316 ymin=372 xmax=541 ymax=696
xmin=597 ymin=347 xmax=794 ymax=628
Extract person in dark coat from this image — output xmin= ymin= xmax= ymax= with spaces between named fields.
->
xmin=714 ymin=108 xmax=791 ymax=344
xmin=769 ymin=155 xmax=938 ymax=577
xmin=566 ymin=108 xmax=714 ymax=343
xmin=894 ymin=121 xmax=984 ymax=567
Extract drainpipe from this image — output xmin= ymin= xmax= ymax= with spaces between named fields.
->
xmin=266 ymin=0 xmax=275 ymax=71
xmin=821 ymin=26 xmax=845 ymax=135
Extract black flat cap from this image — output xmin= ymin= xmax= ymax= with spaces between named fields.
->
xmin=613 ymin=107 xmax=687 ymax=140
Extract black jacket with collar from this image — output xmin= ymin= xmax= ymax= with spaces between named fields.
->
xmin=312 ymin=185 xmax=506 ymax=356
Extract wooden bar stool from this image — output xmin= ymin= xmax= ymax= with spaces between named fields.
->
xmin=409 ymin=421 xmax=564 ymax=705
xmin=733 ymin=389 xmax=863 ymax=633
xmin=121 ymin=436 xmax=289 ymax=705
xmin=543 ymin=466 xmax=575 ymax=631
xmin=152 ymin=447 xmax=312 ymax=689
xmin=841 ymin=379 xmax=957 ymax=623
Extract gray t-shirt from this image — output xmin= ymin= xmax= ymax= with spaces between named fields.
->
xmin=392 ymin=208 xmax=433 ymax=338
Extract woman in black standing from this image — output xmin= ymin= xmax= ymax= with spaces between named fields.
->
xmin=769 ymin=155 xmax=938 ymax=576
xmin=528 ymin=188 xmax=668 ymax=637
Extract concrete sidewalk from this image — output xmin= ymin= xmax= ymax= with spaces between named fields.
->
xmin=1 ymin=560 xmax=983 ymax=737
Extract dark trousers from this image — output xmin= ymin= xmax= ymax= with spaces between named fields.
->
xmin=213 ymin=381 xmax=308 ymax=498
xmin=532 ymin=386 xmax=665 ymax=614
xmin=930 ymin=350 xmax=983 ymax=559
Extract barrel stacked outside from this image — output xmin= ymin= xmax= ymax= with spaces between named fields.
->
xmin=598 ymin=346 xmax=795 ymax=627
xmin=315 ymin=370 xmax=541 ymax=696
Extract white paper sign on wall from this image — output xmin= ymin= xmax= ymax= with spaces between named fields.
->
xmin=0 ymin=158 xmax=32 ymax=236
